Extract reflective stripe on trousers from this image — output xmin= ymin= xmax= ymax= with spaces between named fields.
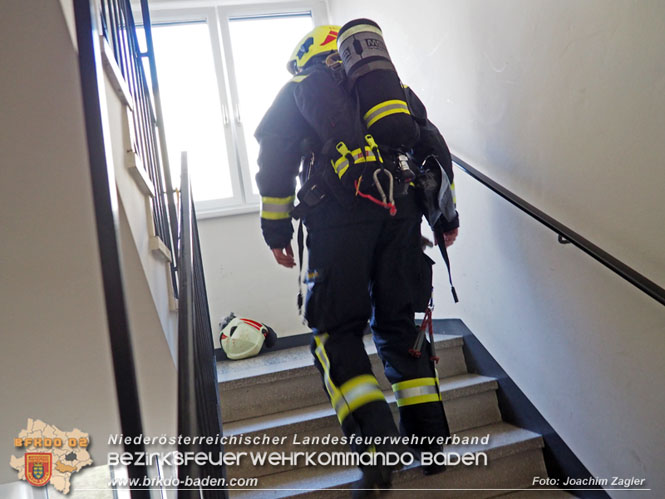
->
xmin=314 ymin=334 xmax=386 ymax=423
xmin=391 ymin=377 xmax=441 ymax=407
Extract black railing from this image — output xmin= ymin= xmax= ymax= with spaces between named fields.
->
xmin=177 ymin=153 xmax=227 ymax=499
xmin=452 ymin=154 xmax=665 ymax=307
xmin=74 ymin=1 xmax=150 ymax=497
xmin=76 ymin=1 xmax=226 ymax=497
xmin=138 ymin=0 xmax=180 ymax=260
xmin=100 ymin=0 xmax=179 ymax=295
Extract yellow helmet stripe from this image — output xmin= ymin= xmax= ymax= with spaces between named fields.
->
xmin=288 ymin=25 xmax=341 ymax=74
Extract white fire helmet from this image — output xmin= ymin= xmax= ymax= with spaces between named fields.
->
xmin=219 ymin=313 xmax=277 ymax=360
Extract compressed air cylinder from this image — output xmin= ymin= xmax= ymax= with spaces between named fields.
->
xmin=337 ymin=18 xmax=419 ymax=150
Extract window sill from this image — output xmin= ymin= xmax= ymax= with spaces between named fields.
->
xmin=196 ymin=202 xmax=260 ymax=220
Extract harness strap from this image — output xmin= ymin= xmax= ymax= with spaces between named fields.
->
xmin=435 ymin=234 xmax=459 ymax=303
xmin=297 ymin=220 xmax=305 ymax=316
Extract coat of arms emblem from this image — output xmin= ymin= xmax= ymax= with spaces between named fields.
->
xmin=25 ymin=453 xmax=52 ymax=487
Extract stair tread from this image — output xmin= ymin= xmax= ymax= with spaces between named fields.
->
xmin=230 ymin=422 xmax=544 ymax=497
xmin=225 ymin=373 xmax=498 ymax=436
xmin=217 ymin=333 xmax=464 ymax=384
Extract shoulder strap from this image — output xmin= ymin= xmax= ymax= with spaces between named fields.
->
xmin=434 ymin=234 xmax=459 ymax=303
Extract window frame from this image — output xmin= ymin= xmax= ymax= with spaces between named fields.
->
xmin=144 ymin=1 xmax=329 ymax=219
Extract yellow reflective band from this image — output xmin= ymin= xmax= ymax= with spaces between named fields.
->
xmin=392 ymin=377 xmax=437 ymax=391
xmin=291 ymin=74 xmax=309 ymax=83
xmin=363 ymin=100 xmax=411 ymax=128
xmin=335 ymin=375 xmax=385 ymax=422
xmin=339 ymin=390 xmax=386 ymax=420
xmin=262 ymin=195 xmax=295 ymax=205
xmin=451 ymin=182 xmax=456 ymax=205
xmin=314 ymin=335 xmax=385 ymax=423
xmin=392 ymin=377 xmax=441 ymax=408
xmin=314 ymin=334 xmax=331 ymax=370
xmin=341 ymin=374 xmax=380 ymax=395
xmin=338 ymin=164 xmax=350 ymax=178
xmin=333 ymin=157 xmax=350 ymax=178
xmin=333 ymin=146 xmax=376 ymax=179
xmin=314 ymin=335 xmax=344 ymax=410
xmin=261 ymin=195 xmax=295 ymax=221
xmin=395 ymin=393 xmax=441 ymax=407
xmin=337 ymin=23 xmax=383 ymax=47
xmin=352 ymin=147 xmax=376 ymax=163
xmin=261 ymin=211 xmax=291 ymax=220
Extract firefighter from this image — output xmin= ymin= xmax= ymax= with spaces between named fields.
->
xmin=255 ymin=22 xmax=459 ymax=494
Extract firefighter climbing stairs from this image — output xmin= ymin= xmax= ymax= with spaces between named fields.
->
xmin=216 ymin=321 xmax=573 ymax=498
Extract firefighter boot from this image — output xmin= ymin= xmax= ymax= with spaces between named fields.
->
xmin=351 ymin=463 xmax=394 ymax=498
xmin=410 ymin=444 xmax=446 ymax=476
xmin=351 ymin=442 xmax=411 ymax=498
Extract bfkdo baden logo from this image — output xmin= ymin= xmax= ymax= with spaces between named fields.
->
xmin=10 ymin=419 xmax=93 ymax=494
xmin=25 ymin=453 xmax=52 ymax=486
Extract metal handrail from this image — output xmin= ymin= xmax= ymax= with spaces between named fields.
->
xmin=73 ymin=1 xmax=149 ymax=496
xmin=176 ymin=152 xmax=198 ymax=496
xmin=452 ymin=154 xmax=665 ymax=307
xmin=177 ymin=153 xmax=227 ymax=498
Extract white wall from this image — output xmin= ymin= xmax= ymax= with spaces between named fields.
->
xmin=0 ymin=0 xmax=121 ymax=483
xmin=105 ymin=73 xmax=179 ymax=363
xmin=327 ymin=0 xmax=665 ymax=496
xmin=198 ymin=212 xmax=310 ymax=343
xmin=0 ymin=0 xmax=179 ymax=486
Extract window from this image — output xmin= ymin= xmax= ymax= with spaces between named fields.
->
xmin=141 ymin=2 xmax=328 ymax=217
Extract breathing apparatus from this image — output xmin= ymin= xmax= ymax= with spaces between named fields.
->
xmin=337 ymin=19 xmax=422 ymax=210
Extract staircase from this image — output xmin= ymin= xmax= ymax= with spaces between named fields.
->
xmin=217 ymin=325 xmax=572 ymax=498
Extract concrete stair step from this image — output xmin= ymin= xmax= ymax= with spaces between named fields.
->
xmin=225 ymin=372 xmax=500 ymax=436
xmin=229 ymin=423 xmax=546 ymax=498
xmin=218 ymin=334 xmax=467 ymax=423
xmin=224 ymin=373 xmax=501 ymax=479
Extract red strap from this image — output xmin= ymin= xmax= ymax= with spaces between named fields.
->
xmin=354 ymin=179 xmax=397 ymax=216
xmin=420 ymin=307 xmax=432 ymax=333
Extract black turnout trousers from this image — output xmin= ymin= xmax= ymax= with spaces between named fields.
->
xmin=303 ymin=192 xmax=450 ymax=452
